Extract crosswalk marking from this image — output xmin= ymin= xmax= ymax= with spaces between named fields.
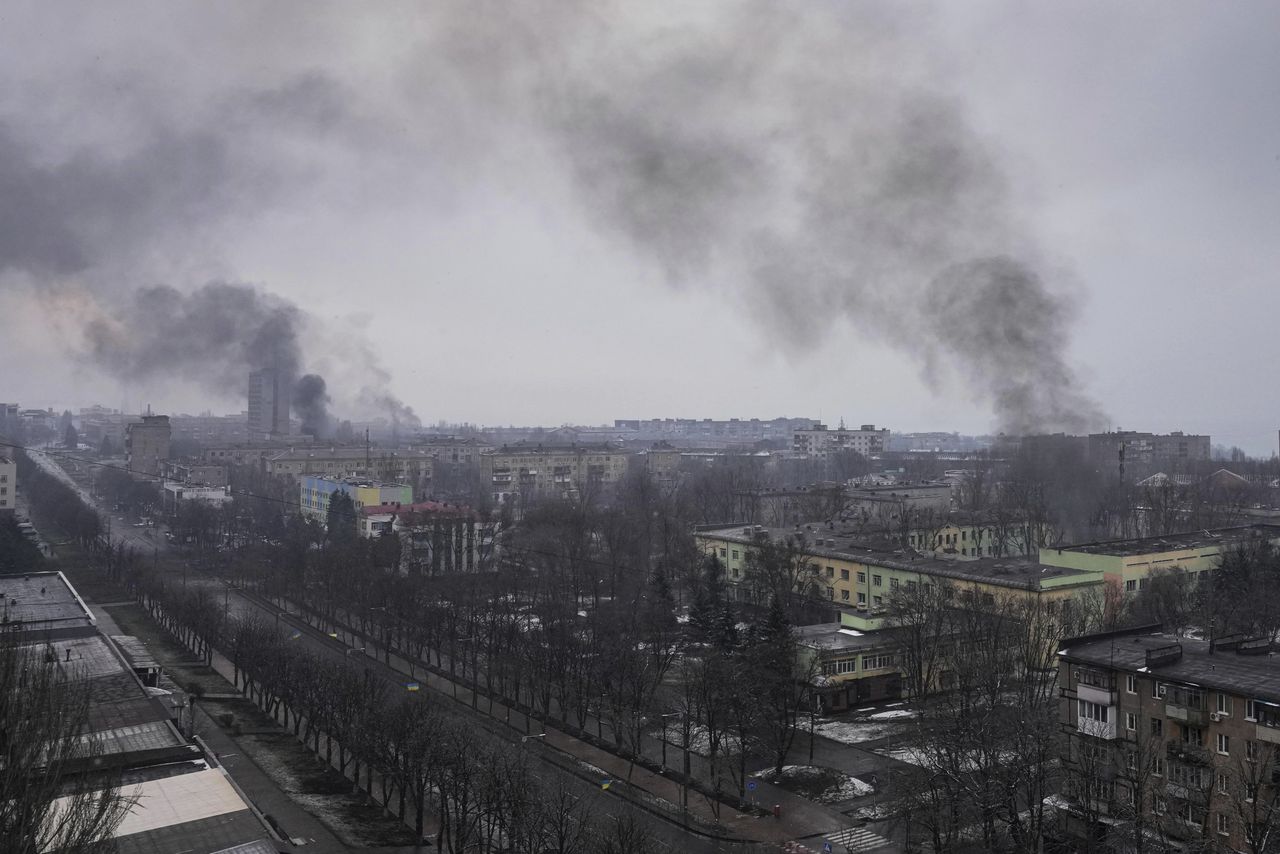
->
xmin=824 ymin=824 xmax=892 ymax=851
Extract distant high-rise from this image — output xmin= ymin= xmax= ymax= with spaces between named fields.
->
xmin=125 ymin=414 xmax=171 ymax=477
xmin=247 ymin=370 xmax=289 ymax=437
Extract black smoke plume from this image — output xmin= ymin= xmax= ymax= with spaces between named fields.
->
xmin=293 ymin=373 xmax=332 ymax=438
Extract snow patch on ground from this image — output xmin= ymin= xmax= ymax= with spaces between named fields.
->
xmin=812 ymin=720 xmax=899 ymax=745
xmin=759 ymin=765 xmax=874 ymax=805
xmin=868 ymin=709 xmax=918 ymax=721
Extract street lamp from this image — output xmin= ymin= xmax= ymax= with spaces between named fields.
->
xmin=658 ymin=712 xmax=680 ymax=771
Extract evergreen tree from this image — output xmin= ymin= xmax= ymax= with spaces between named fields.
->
xmin=325 ymin=490 xmax=358 ymax=542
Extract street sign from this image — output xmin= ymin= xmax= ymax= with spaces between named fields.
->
xmin=823 ymin=843 xmax=833 ymax=853
xmin=747 ymin=780 xmax=757 ymax=792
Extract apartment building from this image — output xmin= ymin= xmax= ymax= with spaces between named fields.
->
xmin=792 ymin=423 xmax=891 ymax=458
xmin=1056 ymin=627 xmax=1279 ymax=852
xmin=695 ymin=525 xmax=1103 ymax=626
xmin=1040 ymin=524 xmax=1280 ymax=595
xmin=0 ymin=455 xmax=14 ymax=515
xmin=268 ymin=447 xmax=434 ymax=487
xmin=480 ymin=443 xmax=632 ymax=505
xmin=124 ymin=414 xmax=171 ymax=477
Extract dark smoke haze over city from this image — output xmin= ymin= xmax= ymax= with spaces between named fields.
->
xmin=1 ymin=2 xmax=1278 ymax=448
xmin=4 ymin=6 xmax=1280 ymax=854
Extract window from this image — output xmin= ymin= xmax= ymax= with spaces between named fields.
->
xmin=890 ymin=578 xmax=899 ymax=589
xmin=731 ymin=550 xmax=739 ymax=560
xmin=1125 ymin=579 xmax=1136 ymax=592
xmin=1126 ymin=675 xmax=1137 ymax=694
xmin=719 ymin=548 xmax=726 ymax=557
xmin=1246 ymin=739 xmax=1258 ymax=763
xmin=1152 ymin=681 xmax=1167 ymax=700
xmin=1153 ymin=795 xmax=1166 ymax=815
xmin=731 ymin=568 xmax=739 ymax=579
xmin=1217 ymin=694 xmax=1232 ymax=716
xmin=1126 ymin=750 xmax=1137 ymax=770
xmin=1150 ymin=755 xmax=1164 ymax=776
xmin=1217 ymin=733 xmax=1230 ymax=756
xmin=827 ymin=587 xmax=834 ymax=600
xmin=862 ymin=654 xmax=895 ymax=670
xmin=842 ymin=569 xmax=851 ymax=581
xmin=841 ymin=590 xmax=850 ymax=602
xmin=855 ymin=571 xmax=864 ymax=583
xmin=1125 ymin=713 xmax=1137 ymax=731
xmin=1183 ymin=725 xmax=1204 ymax=748
xmin=1079 ymin=700 xmax=1109 ymax=723
xmin=1150 ymin=718 xmax=1163 ymax=737
xmin=857 ymin=592 xmax=866 ymax=605
xmin=826 ymin=566 xmax=834 ymax=578
xmin=1217 ymin=773 xmax=1229 ymax=795
xmin=836 ymin=659 xmax=856 ymax=674
xmin=873 ymin=595 xmax=883 ymax=607
xmin=1217 ymin=814 xmax=1230 ymax=836
xmin=872 ymin=574 xmax=882 ymax=587
xmin=1246 ymin=699 xmax=1259 ymax=721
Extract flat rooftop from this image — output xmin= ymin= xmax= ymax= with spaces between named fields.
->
xmin=795 ymin=623 xmax=889 ymax=652
xmin=701 ymin=526 xmax=1098 ymax=591
xmin=1061 ymin=630 xmax=1280 ymax=704
xmin=0 ymin=571 xmax=96 ymax=631
xmin=1051 ymin=524 xmax=1280 ymax=557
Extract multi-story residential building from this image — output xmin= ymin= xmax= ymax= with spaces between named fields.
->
xmin=639 ymin=441 xmax=684 ymax=489
xmin=414 ymin=436 xmax=493 ymax=466
xmin=300 ymin=475 xmax=413 ymax=525
xmin=611 ymin=417 xmax=816 ymax=446
xmin=1041 ymin=524 xmax=1280 ymax=596
xmin=696 ymin=525 xmax=1103 ymax=624
xmin=480 ymin=443 xmax=632 ymax=505
xmin=0 ymin=455 xmax=15 ymax=515
xmin=169 ymin=413 xmax=250 ymax=445
xmin=268 ymin=447 xmax=434 ymax=489
xmin=1087 ymin=430 xmax=1212 ymax=468
xmin=201 ymin=440 xmax=321 ymax=466
xmin=358 ymin=500 xmax=497 ymax=574
xmin=247 ymin=368 xmax=289 ymax=437
xmin=124 ymin=414 xmax=171 ymax=477
xmin=161 ymin=462 xmax=229 ymax=487
xmin=792 ymin=423 xmax=891 ymax=459
xmin=1055 ymin=626 xmax=1279 ymax=852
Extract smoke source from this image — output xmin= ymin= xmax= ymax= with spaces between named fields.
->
xmin=293 ymin=373 xmax=332 ymax=438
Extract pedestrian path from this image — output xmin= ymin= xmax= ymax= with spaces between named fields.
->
xmin=823 ymin=823 xmax=895 ymax=852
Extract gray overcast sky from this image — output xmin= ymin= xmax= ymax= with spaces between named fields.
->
xmin=1 ymin=2 xmax=1277 ymax=452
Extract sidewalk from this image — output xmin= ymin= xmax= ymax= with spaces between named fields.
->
xmin=87 ymin=603 xmax=357 ymax=854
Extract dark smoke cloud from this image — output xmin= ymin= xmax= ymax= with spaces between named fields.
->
xmin=431 ymin=2 xmax=1104 ymax=433
xmin=83 ymin=282 xmax=304 ymax=391
xmin=293 ymin=373 xmax=332 ymax=438
xmin=2 ymin=4 xmax=1105 ymax=433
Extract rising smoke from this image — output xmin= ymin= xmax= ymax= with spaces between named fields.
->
xmin=292 ymin=374 xmax=332 ymax=438
xmin=0 ymin=3 xmax=1105 ymax=433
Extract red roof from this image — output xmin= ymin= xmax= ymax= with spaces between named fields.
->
xmin=360 ymin=500 xmax=474 ymax=518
